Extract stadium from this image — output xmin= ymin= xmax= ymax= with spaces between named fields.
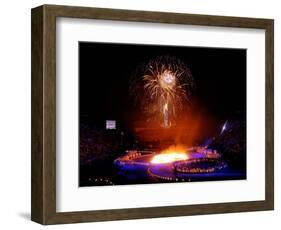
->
xmin=113 ymin=146 xmax=244 ymax=184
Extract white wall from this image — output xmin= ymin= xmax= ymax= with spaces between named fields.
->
xmin=0 ymin=0 xmax=279 ymax=229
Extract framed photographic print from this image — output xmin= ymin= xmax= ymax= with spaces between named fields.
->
xmin=31 ymin=4 xmax=274 ymax=224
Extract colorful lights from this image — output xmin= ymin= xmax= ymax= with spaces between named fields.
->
xmin=130 ymin=55 xmax=194 ymax=127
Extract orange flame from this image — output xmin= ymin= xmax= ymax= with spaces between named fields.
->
xmin=151 ymin=145 xmax=188 ymax=164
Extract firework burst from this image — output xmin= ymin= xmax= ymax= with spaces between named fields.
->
xmin=130 ymin=55 xmax=194 ymax=127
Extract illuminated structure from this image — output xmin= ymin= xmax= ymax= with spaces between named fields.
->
xmin=112 ymin=146 xmax=243 ymax=183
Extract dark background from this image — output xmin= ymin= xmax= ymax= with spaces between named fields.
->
xmin=79 ymin=42 xmax=246 ymax=127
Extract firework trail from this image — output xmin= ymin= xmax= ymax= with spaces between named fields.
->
xmin=130 ymin=55 xmax=194 ymax=127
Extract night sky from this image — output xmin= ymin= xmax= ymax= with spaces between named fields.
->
xmin=79 ymin=42 xmax=246 ymax=129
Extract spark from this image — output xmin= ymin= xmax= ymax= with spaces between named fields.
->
xmin=130 ymin=55 xmax=194 ymax=126
xmin=163 ymin=102 xmax=170 ymax=127
xmin=221 ymin=121 xmax=228 ymax=134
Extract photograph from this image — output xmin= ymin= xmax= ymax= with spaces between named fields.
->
xmin=30 ymin=4 xmax=274 ymax=225
xmin=79 ymin=42 xmax=247 ymax=187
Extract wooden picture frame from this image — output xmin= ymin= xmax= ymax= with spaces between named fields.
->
xmin=31 ymin=4 xmax=274 ymax=225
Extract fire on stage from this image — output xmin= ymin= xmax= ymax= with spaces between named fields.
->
xmin=113 ymin=147 xmax=244 ymax=184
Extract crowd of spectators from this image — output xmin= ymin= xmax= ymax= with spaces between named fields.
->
xmin=80 ymin=123 xmax=122 ymax=166
xmin=209 ymin=119 xmax=246 ymax=169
